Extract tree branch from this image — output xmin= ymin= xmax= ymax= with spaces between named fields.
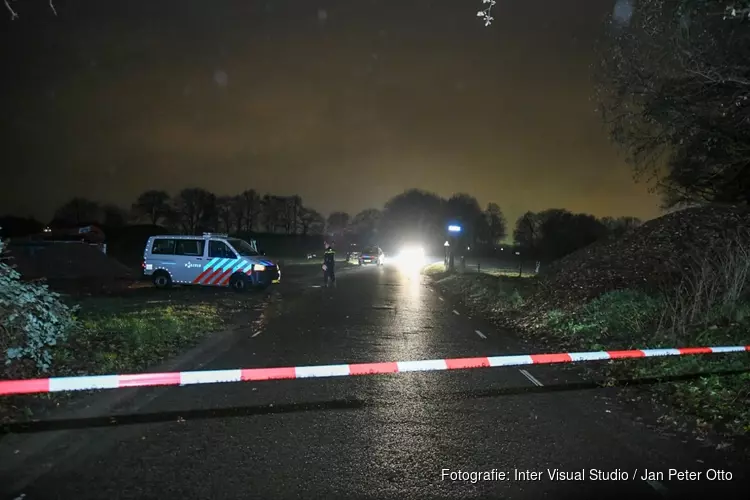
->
xmin=477 ymin=0 xmax=496 ymax=27
xmin=4 ymin=0 xmax=18 ymax=20
xmin=4 ymin=0 xmax=58 ymax=19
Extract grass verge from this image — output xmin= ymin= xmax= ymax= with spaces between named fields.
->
xmin=424 ymin=267 xmax=750 ymax=440
xmin=542 ymin=290 xmax=750 ymax=437
xmin=56 ymin=298 xmax=225 ymax=376
xmin=1 ymin=289 xmax=254 ymax=424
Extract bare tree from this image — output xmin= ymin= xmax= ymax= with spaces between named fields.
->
xmin=5 ymin=0 xmax=57 ymax=20
xmin=261 ymin=195 xmax=286 ymax=233
xmin=300 ymin=207 xmax=325 ymax=236
xmin=52 ymin=198 xmax=102 ymax=226
xmin=513 ymin=212 xmax=541 ymax=257
xmin=325 ymin=211 xmax=350 ymax=240
xmin=350 ymin=208 xmax=381 ymax=244
xmin=277 ymin=195 xmax=303 ymax=234
xmin=484 ymin=202 xmax=507 ymax=245
xmin=131 ymin=190 xmax=171 ymax=225
xmin=288 ymin=195 xmax=302 ymax=234
xmin=239 ymin=189 xmax=259 ymax=232
xmin=172 ymin=188 xmax=216 ymax=235
xmin=216 ymin=196 xmax=233 ymax=234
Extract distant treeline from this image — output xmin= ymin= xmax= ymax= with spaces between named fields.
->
xmin=0 ymin=187 xmax=642 ymax=263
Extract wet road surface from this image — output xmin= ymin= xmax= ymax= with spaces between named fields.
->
xmin=1 ymin=263 xmax=748 ymax=499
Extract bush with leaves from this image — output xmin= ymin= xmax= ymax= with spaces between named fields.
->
xmin=0 ymin=235 xmax=77 ymax=373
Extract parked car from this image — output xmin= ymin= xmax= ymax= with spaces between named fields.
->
xmin=142 ymin=233 xmax=280 ymax=291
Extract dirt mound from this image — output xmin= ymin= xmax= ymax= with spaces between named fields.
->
xmin=8 ymin=243 xmax=135 ymax=281
xmin=537 ymin=205 xmax=750 ymax=308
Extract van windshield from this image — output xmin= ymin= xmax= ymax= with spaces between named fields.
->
xmin=228 ymin=238 xmax=259 ymax=256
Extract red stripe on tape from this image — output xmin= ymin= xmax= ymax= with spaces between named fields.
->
xmin=607 ymin=350 xmax=646 ymax=359
xmin=678 ymin=347 xmax=712 ymax=355
xmin=349 ymin=362 xmax=399 ymax=375
xmin=118 ymin=372 xmax=181 ymax=388
xmin=0 ymin=378 xmax=50 ymax=396
xmin=531 ymin=353 xmax=572 ymax=364
xmin=241 ymin=367 xmax=296 ymax=381
xmin=445 ymin=357 xmax=490 ymax=369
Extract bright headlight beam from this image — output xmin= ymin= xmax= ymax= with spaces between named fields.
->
xmin=396 ymin=245 xmax=426 ymax=270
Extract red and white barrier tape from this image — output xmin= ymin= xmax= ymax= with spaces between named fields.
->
xmin=1 ymin=345 xmax=748 ymax=397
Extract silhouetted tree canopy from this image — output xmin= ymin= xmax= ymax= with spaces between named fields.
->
xmin=600 ymin=216 xmax=642 ymax=238
xmin=445 ymin=193 xmax=485 ymax=246
xmin=596 ymin=0 xmax=750 ymax=207
xmin=172 ymin=188 xmax=216 ymax=235
xmin=482 ymin=202 xmax=507 ymax=245
xmin=513 ymin=209 xmax=609 ymax=261
xmin=52 ymin=198 xmax=102 ymax=226
xmin=131 ymin=190 xmax=171 ymax=226
xmin=380 ymin=189 xmax=445 ymax=249
xmin=300 ymin=207 xmax=325 ymax=236
xmin=325 ymin=211 xmax=350 ymax=241
xmin=350 ymin=208 xmax=381 ymax=245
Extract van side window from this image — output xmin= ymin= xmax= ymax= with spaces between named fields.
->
xmin=175 ymin=239 xmax=205 ymax=256
xmin=152 ymin=239 xmax=176 ymax=255
xmin=209 ymin=240 xmax=236 ymax=258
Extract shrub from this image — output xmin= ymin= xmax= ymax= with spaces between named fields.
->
xmin=661 ymin=229 xmax=750 ymax=340
xmin=0 ymin=235 xmax=77 ymax=372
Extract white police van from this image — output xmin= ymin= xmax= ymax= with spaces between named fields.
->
xmin=142 ymin=233 xmax=280 ymax=291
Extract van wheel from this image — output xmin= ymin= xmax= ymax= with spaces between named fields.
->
xmin=229 ymin=273 xmax=249 ymax=292
xmin=152 ymin=271 xmax=172 ymax=289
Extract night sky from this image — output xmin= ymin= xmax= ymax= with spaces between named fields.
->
xmin=0 ymin=0 xmax=661 ymax=225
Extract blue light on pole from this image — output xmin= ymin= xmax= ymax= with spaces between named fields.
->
xmin=448 ymin=225 xmax=462 ymax=233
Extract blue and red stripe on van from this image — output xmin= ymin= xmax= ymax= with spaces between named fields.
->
xmin=192 ymin=257 xmax=275 ymax=286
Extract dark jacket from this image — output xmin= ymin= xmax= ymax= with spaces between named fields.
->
xmin=323 ymin=248 xmax=335 ymax=268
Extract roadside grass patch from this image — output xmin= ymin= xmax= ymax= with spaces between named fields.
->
xmin=481 ymin=268 xmax=537 ymax=278
xmin=433 ymin=271 xmax=534 ymax=317
xmin=629 ymin=355 xmax=750 ymax=436
xmin=422 ymin=263 xmax=446 ymax=276
xmin=543 ymin=290 xmax=663 ymax=350
xmin=428 ymin=269 xmax=750 ymax=438
xmin=1 ymin=292 xmax=235 ymax=424
xmin=542 ymin=291 xmax=750 ymax=437
xmin=56 ymin=298 xmax=225 ymax=376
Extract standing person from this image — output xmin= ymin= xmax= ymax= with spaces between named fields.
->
xmin=322 ymin=241 xmax=336 ymax=287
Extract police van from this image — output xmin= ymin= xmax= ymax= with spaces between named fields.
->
xmin=142 ymin=233 xmax=280 ymax=291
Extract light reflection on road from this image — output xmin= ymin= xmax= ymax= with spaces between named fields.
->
xmin=364 ymin=265 xmax=442 ymax=495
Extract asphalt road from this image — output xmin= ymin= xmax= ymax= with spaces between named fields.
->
xmin=1 ymin=263 xmax=748 ymax=499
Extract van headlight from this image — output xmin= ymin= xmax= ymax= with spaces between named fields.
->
xmin=253 ymin=264 xmax=266 ymax=271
